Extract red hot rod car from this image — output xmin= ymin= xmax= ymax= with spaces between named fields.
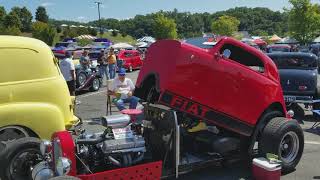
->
xmin=0 ymin=38 xmax=304 ymax=180
xmin=134 ymin=37 xmax=304 ymax=170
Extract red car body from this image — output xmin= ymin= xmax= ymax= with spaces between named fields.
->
xmin=117 ymin=50 xmax=143 ymax=71
xmin=135 ymin=37 xmax=287 ymax=136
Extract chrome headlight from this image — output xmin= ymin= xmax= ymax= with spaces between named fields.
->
xmin=287 ymin=110 xmax=295 ymax=118
xmin=56 ymin=157 xmax=71 ymax=176
xmin=40 ymin=140 xmax=52 ymax=156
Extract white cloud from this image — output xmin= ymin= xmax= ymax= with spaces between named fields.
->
xmin=40 ymin=2 xmax=54 ymax=7
xmin=77 ymin=16 xmax=86 ymax=20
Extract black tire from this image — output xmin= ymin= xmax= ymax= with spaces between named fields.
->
xmin=90 ymin=78 xmax=100 ymax=91
xmin=50 ymin=176 xmax=81 ymax=180
xmin=77 ymin=71 xmax=87 ymax=86
xmin=259 ymin=117 xmax=304 ymax=173
xmin=0 ymin=137 xmax=42 ymax=180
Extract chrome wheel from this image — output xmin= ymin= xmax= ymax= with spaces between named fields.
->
xmin=92 ymin=78 xmax=100 ymax=91
xmin=279 ymin=131 xmax=299 ymax=164
xmin=129 ymin=66 xmax=133 ymax=72
xmin=0 ymin=126 xmax=29 ymax=142
xmin=78 ymin=73 xmax=87 ymax=86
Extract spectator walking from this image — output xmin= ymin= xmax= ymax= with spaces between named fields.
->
xmin=98 ymin=49 xmax=109 ymax=82
xmin=59 ymin=51 xmax=76 ymax=96
xmin=109 ymin=68 xmax=140 ymax=111
xmin=107 ymin=47 xmax=117 ymax=79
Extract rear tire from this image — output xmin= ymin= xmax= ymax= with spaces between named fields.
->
xmin=259 ymin=117 xmax=304 ymax=173
xmin=0 ymin=137 xmax=42 ymax=180
xmin=90 ymin=78 xmax=100 ymax=91
xmin=77 ymin=71 xmax=87 ymax=86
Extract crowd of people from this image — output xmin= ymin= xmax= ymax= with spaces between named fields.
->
xmin=58 ymin=48 xmax=139 ymax=111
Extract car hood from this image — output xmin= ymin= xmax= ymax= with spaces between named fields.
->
xmin=279 ymin=69 xmax=318 ymax=96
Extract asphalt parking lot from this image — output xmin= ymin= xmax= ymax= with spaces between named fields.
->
xmin=75 ymin=70 xmax=320 ymax=180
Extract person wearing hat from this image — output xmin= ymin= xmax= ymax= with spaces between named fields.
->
xmin=107 ymin=47 xmax=117 ymax=79
xmin=59 ymin=51 xmax=76 ymax=96
xmin=108 ymin=68 xmax=139 ymax=111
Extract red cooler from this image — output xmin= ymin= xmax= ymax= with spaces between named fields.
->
xmin=252 ymin=157 xmax=281 ymax=180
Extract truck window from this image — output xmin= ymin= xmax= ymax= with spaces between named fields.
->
xmin=220 ymin=44 xmax=265 ymax=73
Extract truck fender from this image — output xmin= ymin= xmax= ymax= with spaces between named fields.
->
xmin=248 ymin=106 xmax=284 ymax=156
xmin=0 ymin=103 xmax=66 ymax=140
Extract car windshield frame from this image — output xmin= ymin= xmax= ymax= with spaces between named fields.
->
xmin=269 ymin=55 xmax=318 ymax=70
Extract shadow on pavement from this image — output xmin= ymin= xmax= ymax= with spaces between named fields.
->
xmin=174 ymin=162 xmax=252 ymax=180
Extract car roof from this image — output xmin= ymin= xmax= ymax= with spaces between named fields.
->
xmin=267 ymin=52 xmax=318 ymax=59
xmin=0 ymin=35 xmax=51 ymax=53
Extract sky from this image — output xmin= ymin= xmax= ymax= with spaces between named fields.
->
xmin=0 ymin=0 xmax=296 ymax=22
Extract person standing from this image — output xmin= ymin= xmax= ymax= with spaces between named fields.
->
xmin=59 ymin=51 xmax=76 ymax=96
xmin=109 ymin=68 xmax=140 ymax=111
xmin=98 ymin=49 xmax=109 ymax=81
xmin=107 ymin=47 xmax=117 ymax=79
xmin=79 ymin=50 xmax=91 ymax=71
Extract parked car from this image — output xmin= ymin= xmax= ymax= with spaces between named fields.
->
xmin=267 ymin=52 xmax=320 ymax=117
xmin=135 ymin=38 xmax=304 ymax=172
xmin=52 ymin=41 xmax=80 ymax=56
xmin=310 ymin=43 xmax=320 ymax=56
xmin=0 ymin=36 xmax=79 ymax=142
xmin=266 ymin=44 xmax=291 ymax=53
xmin=75 ymin=52 xmax=101 ymax=92
xmin=2 ymin=38 xmax=304 ymax=180
xmin=117 ymin=50 xmax=143 ymax=72
xmin=54 ymin=52 xmax=101 ymax=92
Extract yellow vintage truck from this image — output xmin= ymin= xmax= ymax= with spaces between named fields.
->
xmin=0 ymin=36 xmax=79 ymax=141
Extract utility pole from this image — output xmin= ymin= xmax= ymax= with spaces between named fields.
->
xmin=95 ymin=1 xmax=102 ymax=36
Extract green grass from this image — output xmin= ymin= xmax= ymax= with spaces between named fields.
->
xmin=100 ymin=32 xmax=137 ymax=44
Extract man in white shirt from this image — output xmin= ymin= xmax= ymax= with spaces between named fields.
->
xmin=109 ymin=68 xmax=140 ymax=111
xmin=59 ymin=51 xmax=76 ymax=95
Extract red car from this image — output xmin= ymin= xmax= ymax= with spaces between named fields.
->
xmin=117 ymin=50 xmax=143 ymax=72
xmin=0 ymin=38 xmax=304 ymax=180
xmin=135 ymin=38 xmax=304 ymax=171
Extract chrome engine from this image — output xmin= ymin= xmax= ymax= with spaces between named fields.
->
xmin=75 ymin=114 xmax=146 ymax=173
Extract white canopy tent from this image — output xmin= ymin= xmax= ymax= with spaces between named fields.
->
xmin=137 ymin=36 xmax=156 ymax=43
xmin=76 ymin=35 xmax=96 ymax=40
xmin=110 ymin=43 xmax=134 ymax=49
